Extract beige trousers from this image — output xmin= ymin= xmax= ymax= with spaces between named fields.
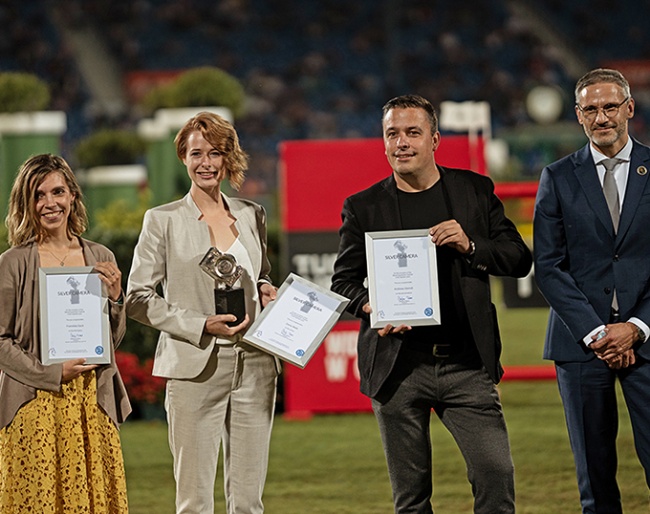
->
xmin=165 ymin=343 xmax=278 ymax=514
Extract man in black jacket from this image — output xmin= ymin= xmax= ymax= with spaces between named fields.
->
xmin=331 ymin=94 xmax=532 ymax=513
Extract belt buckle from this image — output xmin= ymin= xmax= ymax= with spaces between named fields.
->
xmin=432 ymin=344 xmax=451 ymax=358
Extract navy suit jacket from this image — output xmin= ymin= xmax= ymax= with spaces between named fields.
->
xmin=331 ymin=168 xmax=532 ymax=398
xmin=534 ymin=139 xmax=650 ymax=362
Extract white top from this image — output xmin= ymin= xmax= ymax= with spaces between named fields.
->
xmin=215 ymin=237 xmax=259 ymax=345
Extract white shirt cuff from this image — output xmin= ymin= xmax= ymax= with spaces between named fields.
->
xmin=628 ymin=317 xmax=648 ymax=343
xmin=584 ymin=325 xmax=606 ymax=347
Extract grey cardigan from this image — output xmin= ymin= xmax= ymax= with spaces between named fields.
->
xmin=0 ymin=238 xmax=132 ymax=429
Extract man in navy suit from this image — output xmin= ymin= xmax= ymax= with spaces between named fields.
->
xmin=331 ymin=95 xmax=531 ymax=513
xmin=534 ymin=68 xmax=650 ymax=513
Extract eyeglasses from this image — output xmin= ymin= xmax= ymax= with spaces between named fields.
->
xmin=576 ymin=97 xmax=630 ymax=120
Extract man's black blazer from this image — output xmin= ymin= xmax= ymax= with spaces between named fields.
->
xmin=331 ymin=167 xmax=532 ymax=399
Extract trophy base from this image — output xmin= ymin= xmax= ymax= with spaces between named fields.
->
xmin=215 ymin=288 xmax=246 ymax=327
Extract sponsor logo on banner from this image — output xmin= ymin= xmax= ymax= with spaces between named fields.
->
xmin=323 ymin=330 xmax=360 ymax=382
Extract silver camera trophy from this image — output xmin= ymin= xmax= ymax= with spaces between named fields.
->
xmin=199 ymin=247 xmax=245 ymax=327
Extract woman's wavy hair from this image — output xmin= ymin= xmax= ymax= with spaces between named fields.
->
xmin=5 ymin=154 xmax=88 ymax=246
xmin=174 ymin=111 xmax=248 ymax=191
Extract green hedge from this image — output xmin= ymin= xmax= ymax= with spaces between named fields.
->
xmin=75 ymin=129 xmax=147 ymax=168
xmin=0 ymin=72 xmax=50 ymax=113
xmin=75 ymin=129 xmax=147 ymax=169
xmin=141 ymin=66 xmax=246 ymax=118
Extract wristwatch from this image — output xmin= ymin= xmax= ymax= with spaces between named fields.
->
xmin=636 ymin=325 xmax=646 ymax=343
xmin=467 ymin=240 xmax=476 ymax=257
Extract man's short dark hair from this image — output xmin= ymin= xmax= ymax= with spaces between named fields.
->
xmin=382 ymin=94 xmax=438 ymax=134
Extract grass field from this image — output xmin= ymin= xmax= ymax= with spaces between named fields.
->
xmin=121 ymin=305 xmax=650 ymax=513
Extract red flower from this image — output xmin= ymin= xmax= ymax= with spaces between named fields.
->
xmin=115 ymin=351 xmax=166 ymax=405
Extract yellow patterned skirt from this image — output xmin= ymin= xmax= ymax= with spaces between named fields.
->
xmin=0 ymin=370 xmax=128 ymax=513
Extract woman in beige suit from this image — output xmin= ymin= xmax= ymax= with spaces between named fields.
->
xmin=0 ymin=154 xmax=131 ymax=512
xmin=126 ymin=111 xmax=280 ymax=514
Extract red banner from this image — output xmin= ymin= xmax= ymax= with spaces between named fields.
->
xmin=283 ymin=321 xmax=370 ymax=417
xmin=280 ymin=136 xmax=489 ymax=416
xmin=124 ymin=70 xmax=184 ymax=103
xmin=280 ymin=136 xmax=486 ymax=232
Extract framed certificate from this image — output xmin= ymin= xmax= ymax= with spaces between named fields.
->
xmin=365 ymin=229 xmax=440 ymax=329
xmin=39 ymin=266 xmax=111 ymax=365
xmin=243 ymin=273 xmax=350 ymax=368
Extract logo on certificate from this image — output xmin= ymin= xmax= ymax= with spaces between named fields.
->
xmin=295 ymin=349 xmax=305 ymax=357
xmin=424 ymin=307 xmax=433 ymax=317
xmin=95 ymin=346 xmax=104 ymax=355
xmin=66 ymin=276 xmax=81 ymax=305
xmin=300 ymin=291 xmax=319 ymax=313
xmin=394 ymin=240 xmax=408 ymax=267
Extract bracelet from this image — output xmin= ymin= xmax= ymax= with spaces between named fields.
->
xmin=110 ymin=293 xmax=124 ymax=305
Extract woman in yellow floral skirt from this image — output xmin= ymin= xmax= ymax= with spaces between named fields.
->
xmin=0 ymin=154 xmax=131 ymax=512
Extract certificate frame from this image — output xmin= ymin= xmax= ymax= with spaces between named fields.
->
xmin=39 ymin=266 xmax=112 ymax=365
xmin=243 ymin=273 xmax=350 ymax=368
xmin=365 ymin=229 xmax=440 ymax=329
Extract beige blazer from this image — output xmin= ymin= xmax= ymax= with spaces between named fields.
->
xmin=126 ymin=193 xmax=275 ymax=379
xmin=0 ymin=239 xmax=131 ymax=429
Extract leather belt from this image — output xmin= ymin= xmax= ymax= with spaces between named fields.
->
xmin=432 ymin=344 xmax=453 ymax=358
xmin=405 ymin=342 xmax=460 ymax=358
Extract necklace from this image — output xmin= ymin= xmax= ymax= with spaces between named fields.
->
xmin=42 ymin=239 xmax=73 ymax=266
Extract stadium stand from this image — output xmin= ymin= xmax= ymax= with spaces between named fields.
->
xmin=1 ymin=0 xmax=649 ymax=193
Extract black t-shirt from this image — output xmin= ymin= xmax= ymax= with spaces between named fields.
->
xmin=396 ymin=181 xmax=472 ymax=345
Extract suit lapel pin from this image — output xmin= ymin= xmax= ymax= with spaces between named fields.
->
xmin=637 ymin=166 xmax=648 ymax=176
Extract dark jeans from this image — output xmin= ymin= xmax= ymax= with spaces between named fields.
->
xmin=372 ymin=344 xmax=515 ymax=514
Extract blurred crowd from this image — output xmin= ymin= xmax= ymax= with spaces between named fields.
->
xmin=1 ymin=0 xmax=649 ymax=195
